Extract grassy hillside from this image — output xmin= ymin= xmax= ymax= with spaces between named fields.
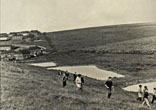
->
xmin=26 ymin=23 xmax=156 ymax=87
xmin=45 ymin=23 xmax=156 ymax=52
xmin=1 ymin=23 xmax=156 ymax=110
xmin=1 ymin=61 xmax=156 ymax=110
xmin=30 ymin=23 xmax=156 ymax=84
xmin=84 ymin=36 xmax=156 ymax=54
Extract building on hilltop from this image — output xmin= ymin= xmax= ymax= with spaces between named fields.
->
xmin=0 ymin=33 xmax=10 ymax=41
xmin=11 ymin=33 xmax=24 ymax=41
xmin=30 ymin=30 xmax=41 ymax=37
xmin=9 ymin=32 xmax=18 ymax=36
xmin=20 ymin=31 xmax=30 ymax=36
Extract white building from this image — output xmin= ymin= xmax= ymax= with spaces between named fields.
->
xmin=0 ymin=45 xmax=12 ymax=51
xmin=0 ymin=33 xmax=10 ymax=41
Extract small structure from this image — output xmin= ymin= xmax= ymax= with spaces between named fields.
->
xmin=0 ymin=52 xmax=8 ymax=61
xmin=30 ymin=30 xmax=41 ymax=37
xmin=13 ymin=52 xmax=25 ymax=60
xmin=9 ymin=32 xmax=18 ymax=36
xmin=0 ymin=33 xmax=10 ymax=41
xmin=0 ymin=45 xmax=12 ymax=51
xmin=11 ymin=33 xmax=24 ymax=40
xmin=20 ymin=31 xmax=30 ymax=36
xmin=6 ymin=52 xmax=25 ymax=61
xmin=23 ymin=34 xmax=35 ymax=42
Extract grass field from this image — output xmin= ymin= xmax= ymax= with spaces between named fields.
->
xmin=1 ymin=23 xmax=156 ymax=110
xmin=84 ymin=36 xmax=156 ymax=55
xmin=1 ymin=61 xmax=156 ymax=110
xmin=45 ymin=23 xmax=156 ymax=52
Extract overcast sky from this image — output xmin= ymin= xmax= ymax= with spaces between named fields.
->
xmin=1 ymin=0 xmax=156 ymax=33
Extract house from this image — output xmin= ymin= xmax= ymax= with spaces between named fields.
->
xmin=0 ymin=53 xmax=7 ymax=61
xmin=30 ymin=49 xmax=38 ymax=57
xmin=29 ymin=46 xmax=42 ymax=57
xmin=20 ymin=31 xmax=30 ymax=36
xmin=7 ymin=52 xmax=26 ymax=61
xmin=23 ymin=34 xmax=35 ymax=42
xmin=30 ymin=30 xmax=41 ymax=37
xmin=0 ymin=45 xmax=12 ymax=51
xmin=13 ymin=52 xmax=25 ymax=60
xmin=0 ymin=33 xmax=10 ymax=41
xmin=11 ymin=33 xmax=24 ymax=40
xmin=9 ymin=32 xmax=18 ymax=37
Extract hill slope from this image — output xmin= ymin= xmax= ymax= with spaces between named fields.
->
xmin=84 ymin=36 xmax=156 ymax=54
xmin=1 ymin=23 xmax=156 ymax=110
xmin=45 ymin=23 xmax=156 ymax=52
xmin=1 ymin=61 xmax=156 ymax=110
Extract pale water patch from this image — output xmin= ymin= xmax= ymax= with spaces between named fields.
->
xmin=29 ymin=62 xmax=56 ymax=67
xmin=48 ymin=65 xmax=124 ymax=80
xmin=123 ymin=82 xmax=156 ymax=93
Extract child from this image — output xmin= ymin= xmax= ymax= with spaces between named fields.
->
xmin=152 ymin=87 xmax=156 ymax=103
xmin=137 ymin=85 xmax=143 ymax=101
xmin=141 ymin=86 xmax=150 ymax=108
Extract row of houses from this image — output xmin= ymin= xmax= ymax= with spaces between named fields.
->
xmin=0 ymin=30 xmax=47 ymax=61
xmin=0 ymin=45 xmax=47 ymax=61
xmin=0 ymin=30 xmax=41 ymax=42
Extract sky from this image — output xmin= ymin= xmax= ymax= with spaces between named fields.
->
xmin=1 ymin=0 xmax=156 ymax=33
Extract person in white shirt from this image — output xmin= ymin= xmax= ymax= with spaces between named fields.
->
xmin=75 ymin=74 xmax=84 ymax=91
xmin=137 ymin=85 xmax=143 ymax=101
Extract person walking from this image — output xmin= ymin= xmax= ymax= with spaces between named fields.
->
xmin=105 ymin=77 xmax=114 ymax=98
xmin=75 ymin=74 xmax=84 ymax=91
xmin=151 ymin=87 xmax=156 ymax=103
xmin=141 ymin=86 xmax=150 ymax=108
xmin=73 ymin=72 xmax=77 ymax=82
xmin=137 ymin=85 xmax=143 ymax=101
xmin=62 ymin=73 xmax=68 ymax=87
xmin=58 ymin=70 xmax=62 ymax=76
xmin=65 ymin=71 xmax=69 ymax=80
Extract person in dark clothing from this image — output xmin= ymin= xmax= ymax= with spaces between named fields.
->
xmin=105 ymin=77 xmax=114 ymax=98
xmin=141 ymin=86 xmax=150 ymax=108
xmin=73 ymin=72 xmax=77 ymax=81
xmin=65 ymin=71 xmax=69 ymax=79
xmin=62 ymin=73 xmax=68 ymax=87
xmin=81 ymin=77 xmax=84 ymax=84
xmin=152 ymin=87 xmax=156 ymax=103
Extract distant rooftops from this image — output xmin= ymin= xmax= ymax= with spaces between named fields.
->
xmin=0 ymin=33 xmax=8 ymax=37
xmin=1 ymin=30 xmax=41 ymax=35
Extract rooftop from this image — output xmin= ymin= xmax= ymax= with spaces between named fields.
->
xmin=0 ymin=33 xmax=8 ymax=37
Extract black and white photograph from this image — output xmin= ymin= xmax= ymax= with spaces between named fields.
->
xmin=1 ymin=0 xmax=156 ymax=110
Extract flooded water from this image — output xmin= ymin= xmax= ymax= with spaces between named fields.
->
xmin=29 ymin=62 xmax=56 ymax=67
xmin=123 ymin=82 xmax=156 ymax=93
xmin=48 ymin=65 xmax=124 ymax=80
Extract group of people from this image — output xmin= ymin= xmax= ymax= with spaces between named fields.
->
xmin=59 ymin=71 xmax=84 ymax=91
xmin=58 ymin=70 xmax=155 ymax=108
xmin=60 ymin=70 xmax=114 ymax=97
xmin=137 ymin=85 xmax=156 ymax=108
